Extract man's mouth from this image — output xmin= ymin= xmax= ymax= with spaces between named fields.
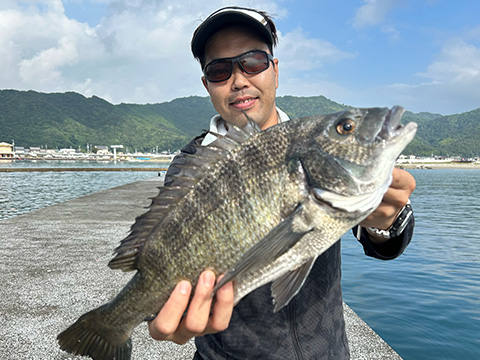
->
xmin=231 ymin=97 xmax=258 ymax=109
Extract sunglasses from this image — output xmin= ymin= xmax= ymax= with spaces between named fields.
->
xmin=203 ymin=50 xmax=274 ymax=83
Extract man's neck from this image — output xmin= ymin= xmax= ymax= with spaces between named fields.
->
xmin=260 ymin=107 xmax=279 ymax=130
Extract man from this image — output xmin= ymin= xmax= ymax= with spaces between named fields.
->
xmin=149 ymin=6 xmax=415 ymax=359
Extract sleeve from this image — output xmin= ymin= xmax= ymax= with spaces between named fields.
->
xmin=164 ymin=133 xmax=207 ymax=187
xmin=352 ymin=214 xmax=415 ymax=260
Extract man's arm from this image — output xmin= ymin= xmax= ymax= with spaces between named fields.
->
xmin=357 ymin=168 xmax=416 ymax=259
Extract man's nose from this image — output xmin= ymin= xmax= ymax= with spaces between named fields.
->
xmin=230 ymin=63 xmax=249 ymax=89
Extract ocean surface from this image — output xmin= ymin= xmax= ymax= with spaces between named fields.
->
xmin=1 ymin=161 xmax=479 ymax=359
xmin=342 ymin=168 xmax=480 ymax=360
xmin=0 ymin=160 xmax=167 ymax=219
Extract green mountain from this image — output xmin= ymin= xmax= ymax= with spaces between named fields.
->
xmin=400 ymin=109 xmax=480 ymax=157
xmin=1 ymin=89 xmax=479 ymax=156
xmin=0 ymin=90 xmax=199 ymax=152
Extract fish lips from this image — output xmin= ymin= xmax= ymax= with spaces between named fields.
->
xmin=355 ymin=106 xmax=417 ymax=145
xmin=376 ymin=106 xmax=417 ymax=143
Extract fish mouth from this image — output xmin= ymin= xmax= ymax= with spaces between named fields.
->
xmin=376 ymin=106 xmax=417 ymax=142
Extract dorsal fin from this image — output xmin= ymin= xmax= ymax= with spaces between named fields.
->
xmin=108 ymin=114 xmax=261 ymax=271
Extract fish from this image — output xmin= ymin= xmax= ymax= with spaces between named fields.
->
xmin=57 ymin=106 xmax=417 ymax=360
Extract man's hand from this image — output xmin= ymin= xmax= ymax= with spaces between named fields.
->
xmin=359 ymin=168 xmax=415 ymax=239
xmin=148 ymin=270 xmax=234 ymax=345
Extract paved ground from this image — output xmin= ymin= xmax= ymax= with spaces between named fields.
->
xmin=0 ymin=177 xmax=401 ymax=359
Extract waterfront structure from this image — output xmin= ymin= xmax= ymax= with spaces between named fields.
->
xmin=0 ymin=142 xmax=13 ymax=159
xmin=59 ymin=148 xmax=77 ymax=156
xmin=13 ymin=146 xmax=25 ymax=156
xmin=95 ymin=145 xmax=110 ymax=156
xmin=110 ymin=145 xmax=124 ymax=160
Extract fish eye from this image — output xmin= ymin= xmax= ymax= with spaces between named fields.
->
xmin=336 ymin=119 xmax=356 ymax=135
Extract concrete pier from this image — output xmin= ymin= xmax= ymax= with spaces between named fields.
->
xmin=0 ymin=178 xmax=402 ymax=359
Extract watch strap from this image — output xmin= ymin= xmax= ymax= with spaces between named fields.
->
xmin=366 ymin=200 xmax=413 ymax=239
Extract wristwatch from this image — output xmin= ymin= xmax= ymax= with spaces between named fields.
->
xmin=366 ymin=200 xmax=413 ymax=239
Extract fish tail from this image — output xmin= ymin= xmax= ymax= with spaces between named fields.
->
xmin=57 ymin=304 xmax=132 ymax=360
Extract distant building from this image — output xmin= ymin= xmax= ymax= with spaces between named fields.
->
xmin=0 ymin=142 xmax=13 ymax=159
xmin=14 ymin=146 xmax=25 ymax=156
xmin=59 ymin=148 xmax=76 ymax=155
xmin=95 ymin=146 xmax=110 ymax=155
xmin=29 ymin=146 xmax=41 ymax=153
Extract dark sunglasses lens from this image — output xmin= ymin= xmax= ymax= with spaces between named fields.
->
xmin=241 ymin=52 xmax=269 ymax=73
xmin=205 ymin=61 xmax=232 ymax=82
xmin=205 ymin=52 xmax=271 ymax=82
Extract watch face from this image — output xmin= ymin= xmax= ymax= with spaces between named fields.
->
xmin=394 ymin=204 xmax=413 ymax=236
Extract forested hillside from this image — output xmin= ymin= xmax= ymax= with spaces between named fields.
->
xmin=1 ymin=90 xmax=479 ymax=156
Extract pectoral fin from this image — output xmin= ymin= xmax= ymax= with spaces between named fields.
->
xmin=214 ymin=205 xmax=313 ymax=293
xmin=271 ymin=256 xmax=317 ymax=312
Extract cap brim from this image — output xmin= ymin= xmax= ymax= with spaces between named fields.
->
xmin=192 ymin=8 xmax=273 ymax=59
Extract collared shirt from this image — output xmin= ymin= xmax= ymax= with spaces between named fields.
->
xmin=201 ymin=107 xmax=290 ymax=146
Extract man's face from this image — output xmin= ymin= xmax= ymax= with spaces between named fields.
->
xmin=202 ymin=26 xmax=279 ymax=130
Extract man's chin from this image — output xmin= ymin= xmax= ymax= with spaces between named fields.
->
xmin=224 ymin=110 xmax=256 ymax=128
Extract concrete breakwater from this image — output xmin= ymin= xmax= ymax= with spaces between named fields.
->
xmin=0 ymin=167 xmax=169 ymax=172
xmin=0 ymin=177 xmax=402 ymax=359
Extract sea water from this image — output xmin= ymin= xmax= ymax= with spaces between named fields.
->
xmin=342 ymin=168 xmax=480 ymax=360
xmin=1 ymin=161 xmax=479 ymax=359
xmin=0 ymin=160 xmax=166 ymax=219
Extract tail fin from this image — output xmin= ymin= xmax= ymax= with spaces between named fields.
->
xmin=57 ymin=305 xmax=132 ymax=360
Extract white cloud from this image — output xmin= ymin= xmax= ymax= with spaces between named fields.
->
xmin=274 ymin=28 xmax=355 ymax=99
xmin=0 ymin=1 xmax=294 ymax=103
xmin=277 ymin=76 xmax=353 ymax=106
xmin=0 ymin=1 xmax=354 ymax=105
xmin=382 ymin=25 xmax=401 ymax=43
xmin=409 ymin=38 xmax=480 ymax=113
xmin=0 ymin=1 xmax=105 ymax=93
xmin=7 ymin=0 xmax=477 ymax=115
xmin=277 ymin=28 xmax=355 ymax=71
xmin=352 ymin=0 xmax=400 ymax=29
xmin=19 ymin=36 xmax=78 ymax=84
xmin=341 ymin=38 xmax=480 ymax=114
xmin=419 ymin=38 xmax=480 ymax=83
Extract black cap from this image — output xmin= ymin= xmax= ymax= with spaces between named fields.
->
xmin=191 ymin=6 xmax=275 ymax=60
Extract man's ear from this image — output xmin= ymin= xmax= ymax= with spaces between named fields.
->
xmin=202 ymin=76 xmax=209 ymax=91
xmin=273 ymin=58 xmax=279 ymax=90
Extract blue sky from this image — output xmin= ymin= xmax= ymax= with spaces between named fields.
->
xmin=1 ymin=0 xmax=480 ymax=114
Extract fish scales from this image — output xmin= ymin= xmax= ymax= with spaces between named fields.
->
xmin=140 ymin=123 xmax=299 ymax=293
xmin=58 ymin=107 xmax=417 ymax=360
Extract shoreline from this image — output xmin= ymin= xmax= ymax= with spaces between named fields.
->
xmin=1 ymin=164 xmax=479 ymax=172
xmin=0 ymin=167 xmax=169 ymax=172
xmin=396 ymin=162 xmax=480 ymax=170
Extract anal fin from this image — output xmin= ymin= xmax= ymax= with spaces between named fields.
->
xmin=271 ymin=256 xmax=317 ymax=312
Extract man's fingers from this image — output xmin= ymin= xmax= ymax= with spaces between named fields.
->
xmin=390 ymin=168 xmax=416 ymax=192
xmin=148 ymin=280 xmax=192 ymax=341
xmin=173 ymin=270 xmax=216 ymax=343
xmin=148 ymin=270 xmax=235 ymax=345
xmin=381 ymin=169 xmax=416 ymax=211
xmin=377 ymin=188 xmax=408 ymax=214
xmin=205 ymin=276 xmax=234 ymax=334
xmin=359 ymin=169 xmax=415 ymax=230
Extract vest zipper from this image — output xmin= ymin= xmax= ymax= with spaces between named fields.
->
xmin=287 ymin=301 xmax=305 ymax=360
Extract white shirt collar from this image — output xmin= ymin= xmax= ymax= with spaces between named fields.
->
xmin=201 ymin=107 xmax=290 ymax=146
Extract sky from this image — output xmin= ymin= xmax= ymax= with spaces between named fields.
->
xmin=1 ymin=0 xmax=480 ymax=115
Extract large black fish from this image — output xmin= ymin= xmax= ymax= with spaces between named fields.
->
xmin=58 ymin=106 xmax=417 ymax=359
